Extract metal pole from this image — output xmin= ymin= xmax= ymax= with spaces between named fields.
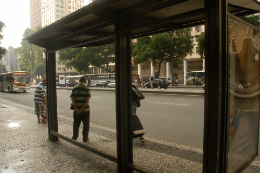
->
xmin=203 ymin=0 xmax=228 ymax=172
xmin=115 ymin=25 xmax=133 ymax=173
xmin=46 ymin=49 xmax=58 ymax=141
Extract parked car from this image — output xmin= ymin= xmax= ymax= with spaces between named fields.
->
xmin=144 ymin=79 xmax=168 ymax=89
xmin=95 ymin=81 xmax=111 ymax=88
xmin=107 ymin=81 xmax=116 ymax=88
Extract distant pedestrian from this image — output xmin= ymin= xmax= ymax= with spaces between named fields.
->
xmin=71 ymin=76 xmax=91 ymax=142
xmin=34 ymin=79 xmax=47 ymax=124
xmin=87 ymin=78 xmax=91 ymax=87
xmin=139 ymin=79 xmax=142 ymax=86
xmin=149 ymin=74 xmax=154 ymax=89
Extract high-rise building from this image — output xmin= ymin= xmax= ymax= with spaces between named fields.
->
xmin=42 ymin=0 xmax=84 ymax=27
xmin=29 ymin=0 xmax=42 ymax=30
xmin=29 ymin=0 xmax=85 ymax=75
xmin=2 ymin=46 xmax=18 ymax=72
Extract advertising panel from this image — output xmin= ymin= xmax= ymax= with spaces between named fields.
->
xmin=227 ymin=14 xmax=260 ymax=172
xmin=59 ymin=74 xmax=65 ymax=85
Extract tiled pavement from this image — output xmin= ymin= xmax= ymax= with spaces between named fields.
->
xmin=0 ymin=98 xmax=259 ymax=173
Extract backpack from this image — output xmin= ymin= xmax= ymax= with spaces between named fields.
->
xmin=132 ymin=85 xmax=145 ymax=102
xmin=150 ymin=76 xmax=154 ymax=81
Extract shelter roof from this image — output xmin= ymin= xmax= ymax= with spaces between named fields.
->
xmin=26 ymin=0 xmax=260 ymax=52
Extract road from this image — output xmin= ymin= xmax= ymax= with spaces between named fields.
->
xmin=0 ymin=88 xmax=204 ymax=149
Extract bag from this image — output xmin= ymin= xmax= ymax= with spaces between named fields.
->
xmin=150 ymin=76 xmax=154 ymax=81
xmin=132 ymin=85 xmax=145 ymax=102
xmin=70 ymin=103 xmax=74 ymax=110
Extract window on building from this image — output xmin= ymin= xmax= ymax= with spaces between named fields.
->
xmin=58 ymin=68 xmax=61 ymax=70
xmin=190 ymin=48 xmax=193 ymax=54
xmin=68 ymin=6 xmax=71 ymax=9
xmin=56 ymin=4 xmax=59 ymax=7
xmin=60 ymin=0 xmax=63 ymax=2
xmin=73 ymin=7 xmax=74 ymax=10
xmin=62 ymin=62 xmax=66 ymax=65
xmin=63 ymin=68 xmax=66 ymax=71
xmin=58 ymin=62 xmax=61 ymax=65
xmin=196 ymin=47 xmax=198 ymax=53
xmin=57 ymin=15 xmax=60 ymax=18
xmin=195 ymin=36 xmax=198 ymax=42
xmin=56 ymin=9 xmax=59 ymax=13
xmin=68 ymin=11 xmax=71 ymax=14
xmin=56 ymin=0 xmax=59 ymax=2
xmin=141 ymin=64 xmax=150 ymax=70
xmin=68 ymin=1 xmax=71 ymax=4
xmin=60 ymin=5 xmax=63 ymax=8
xmin=61 ymin=15 xmax=64 ymax=18
xmin=190 ymin=36 xmax=194 ymax=42
xmin=61 ymin=10 xmax=64 ymax=13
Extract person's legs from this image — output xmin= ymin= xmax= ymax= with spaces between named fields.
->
xmin=35 ymin=102 xmax=41 ymax=123
xmin=72 ymin=111 xmax=81 ymax=140
xmin=81 ymin=111 xmax=90 ymax=141
xmin=40 ymin=103 xmax=47 ymax=123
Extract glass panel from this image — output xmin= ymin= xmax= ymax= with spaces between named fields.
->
xmin=227 ymin=15 xmax=260 ymax=173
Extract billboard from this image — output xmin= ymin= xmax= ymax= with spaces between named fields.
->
xmin=227 ymin=14 xmax=260 ymax=172
xmin=59 ymin=74 xmax=65 ymax=85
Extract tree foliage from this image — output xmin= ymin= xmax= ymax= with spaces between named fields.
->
xmin=241 ymin=15 xmax=260 ymax=28
xmin=198 ymin=32 xmax=205 ymax=59
xmin=87 ymin=44 xmax=115 ymax=73
xmin=132 ymin=29 xmax=193 ymax=78
xmin=34 ymin=63 xmax=46 ymax=78
xmin=59 ymin=44 xmax=115 ymax=74
xmin=0 ymin=21 xmax=7 ymax=60
xmin=14 ymin=27 xmax=45 ymax=76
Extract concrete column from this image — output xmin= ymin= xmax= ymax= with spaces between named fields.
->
xmin=138 ymin=64 xmax=141 ymax=77
xmin=151 ymin=62 xmax=155 ymax=77
xmin=183 ymin=59 xmax=188 ymax=85
xmin=203 ymin=58 xmax=205 ymax=71
xmin=166 ymin=62 xmax=171 ymax=78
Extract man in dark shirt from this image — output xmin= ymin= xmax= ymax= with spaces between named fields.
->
xmin=70 ymin=77 xmax=91 ymax=142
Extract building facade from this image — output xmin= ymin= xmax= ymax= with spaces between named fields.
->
xmin=29 ymin=0 xmax=42 ymax=30
xmin=2 ymin=46 xmax=18 ymax=72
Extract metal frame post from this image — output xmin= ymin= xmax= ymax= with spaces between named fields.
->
xmin=203 ymin=0 xmax=228 ymax=172
xmin=115 ymin=25 xmax=133 ymax=173
xmin=46 ymin=49 xmax=58 ymax=141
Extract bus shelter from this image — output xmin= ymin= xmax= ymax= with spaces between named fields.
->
xmin=26 ymin=0 xmax=260 ymax=172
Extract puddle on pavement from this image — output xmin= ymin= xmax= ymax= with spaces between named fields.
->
xmin=2 ymin=166 xmax=16 ymax=173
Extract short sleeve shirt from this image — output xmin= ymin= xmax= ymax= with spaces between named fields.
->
xmin=70 ymin=84 xmax=91 ymax=112
xmin=34 ymin=83 xmax=46 ymax=103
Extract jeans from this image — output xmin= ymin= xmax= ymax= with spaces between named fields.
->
xmin=72 ymin=111 xmax=90 ymax=141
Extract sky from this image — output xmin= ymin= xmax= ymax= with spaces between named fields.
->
xmin=0 ymin=0 xmax=90 ymax=50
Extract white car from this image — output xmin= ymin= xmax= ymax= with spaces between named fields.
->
xmin=107 ymin=82 xmax=116 ymax=88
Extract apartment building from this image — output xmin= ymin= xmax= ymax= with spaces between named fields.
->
xmin=2 ymin=46 xmax=18 ymax=72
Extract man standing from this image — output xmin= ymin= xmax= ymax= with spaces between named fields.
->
xmin=34 ymin=79 xmax=47 ymax=124
xmin=71 ymin=76 xmax=91 ymax=142
xmin=149 ymin=74 xmax=154 ymax=89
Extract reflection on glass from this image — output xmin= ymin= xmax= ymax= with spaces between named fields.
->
xmin=228 ymin=16 xmax=260 ymax=173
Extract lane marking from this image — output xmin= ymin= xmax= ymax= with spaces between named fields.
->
xmin=163 ymin=94 xmax=178 ymax=96
xmin=183 ymin=95 xmax=201 ymax=97
xmin=151 ymin=102 xmax=192 ymax=106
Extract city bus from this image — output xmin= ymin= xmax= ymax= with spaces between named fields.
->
xmin=0 ymin=71 xmax=30 ymax=92
xmin=186 ymin=71 xmax=205 ymax=80
xmin=84 ymin=73 xmax=115 ymax=86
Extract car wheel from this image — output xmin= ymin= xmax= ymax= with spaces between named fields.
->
xmin=158 ymin=85 xmax=161 ymax=89
xmin=23 ymin=90 xmax=26 ymax=93
xmin=164 ymin=87 xmax=167 ymax=89
xmin=107 ymin=85 xmax=110 ymax=88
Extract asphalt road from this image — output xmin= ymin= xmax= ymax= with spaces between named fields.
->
xmin=0 ymin=88 xmax=204 ymax=149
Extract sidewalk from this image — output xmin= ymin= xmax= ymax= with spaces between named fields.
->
xmin=1 ymin=98 xmax=260 ymax=172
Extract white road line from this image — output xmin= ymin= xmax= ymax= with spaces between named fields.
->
xmin=151 ymin=102 xmax=192 ymax=106
xmin=184 ymin=95 xmax=201 ymax=97
xmin=163 ymin=94 xmax=178 ymax=96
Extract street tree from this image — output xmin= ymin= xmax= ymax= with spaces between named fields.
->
xmin=241 ymin=15 xmax=260 ymax=28
xmin=0 ymin=21 xmax=8 ymax=73
xmin=34 ymin=63 xmax=46 ymax=78
xmin=198 ymin=32 xmax=205 ymax=59
xmin=14 ymin=27 xmax=45 ymax=77
xmin=88 ymin=44 xmax=115 ymax=73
